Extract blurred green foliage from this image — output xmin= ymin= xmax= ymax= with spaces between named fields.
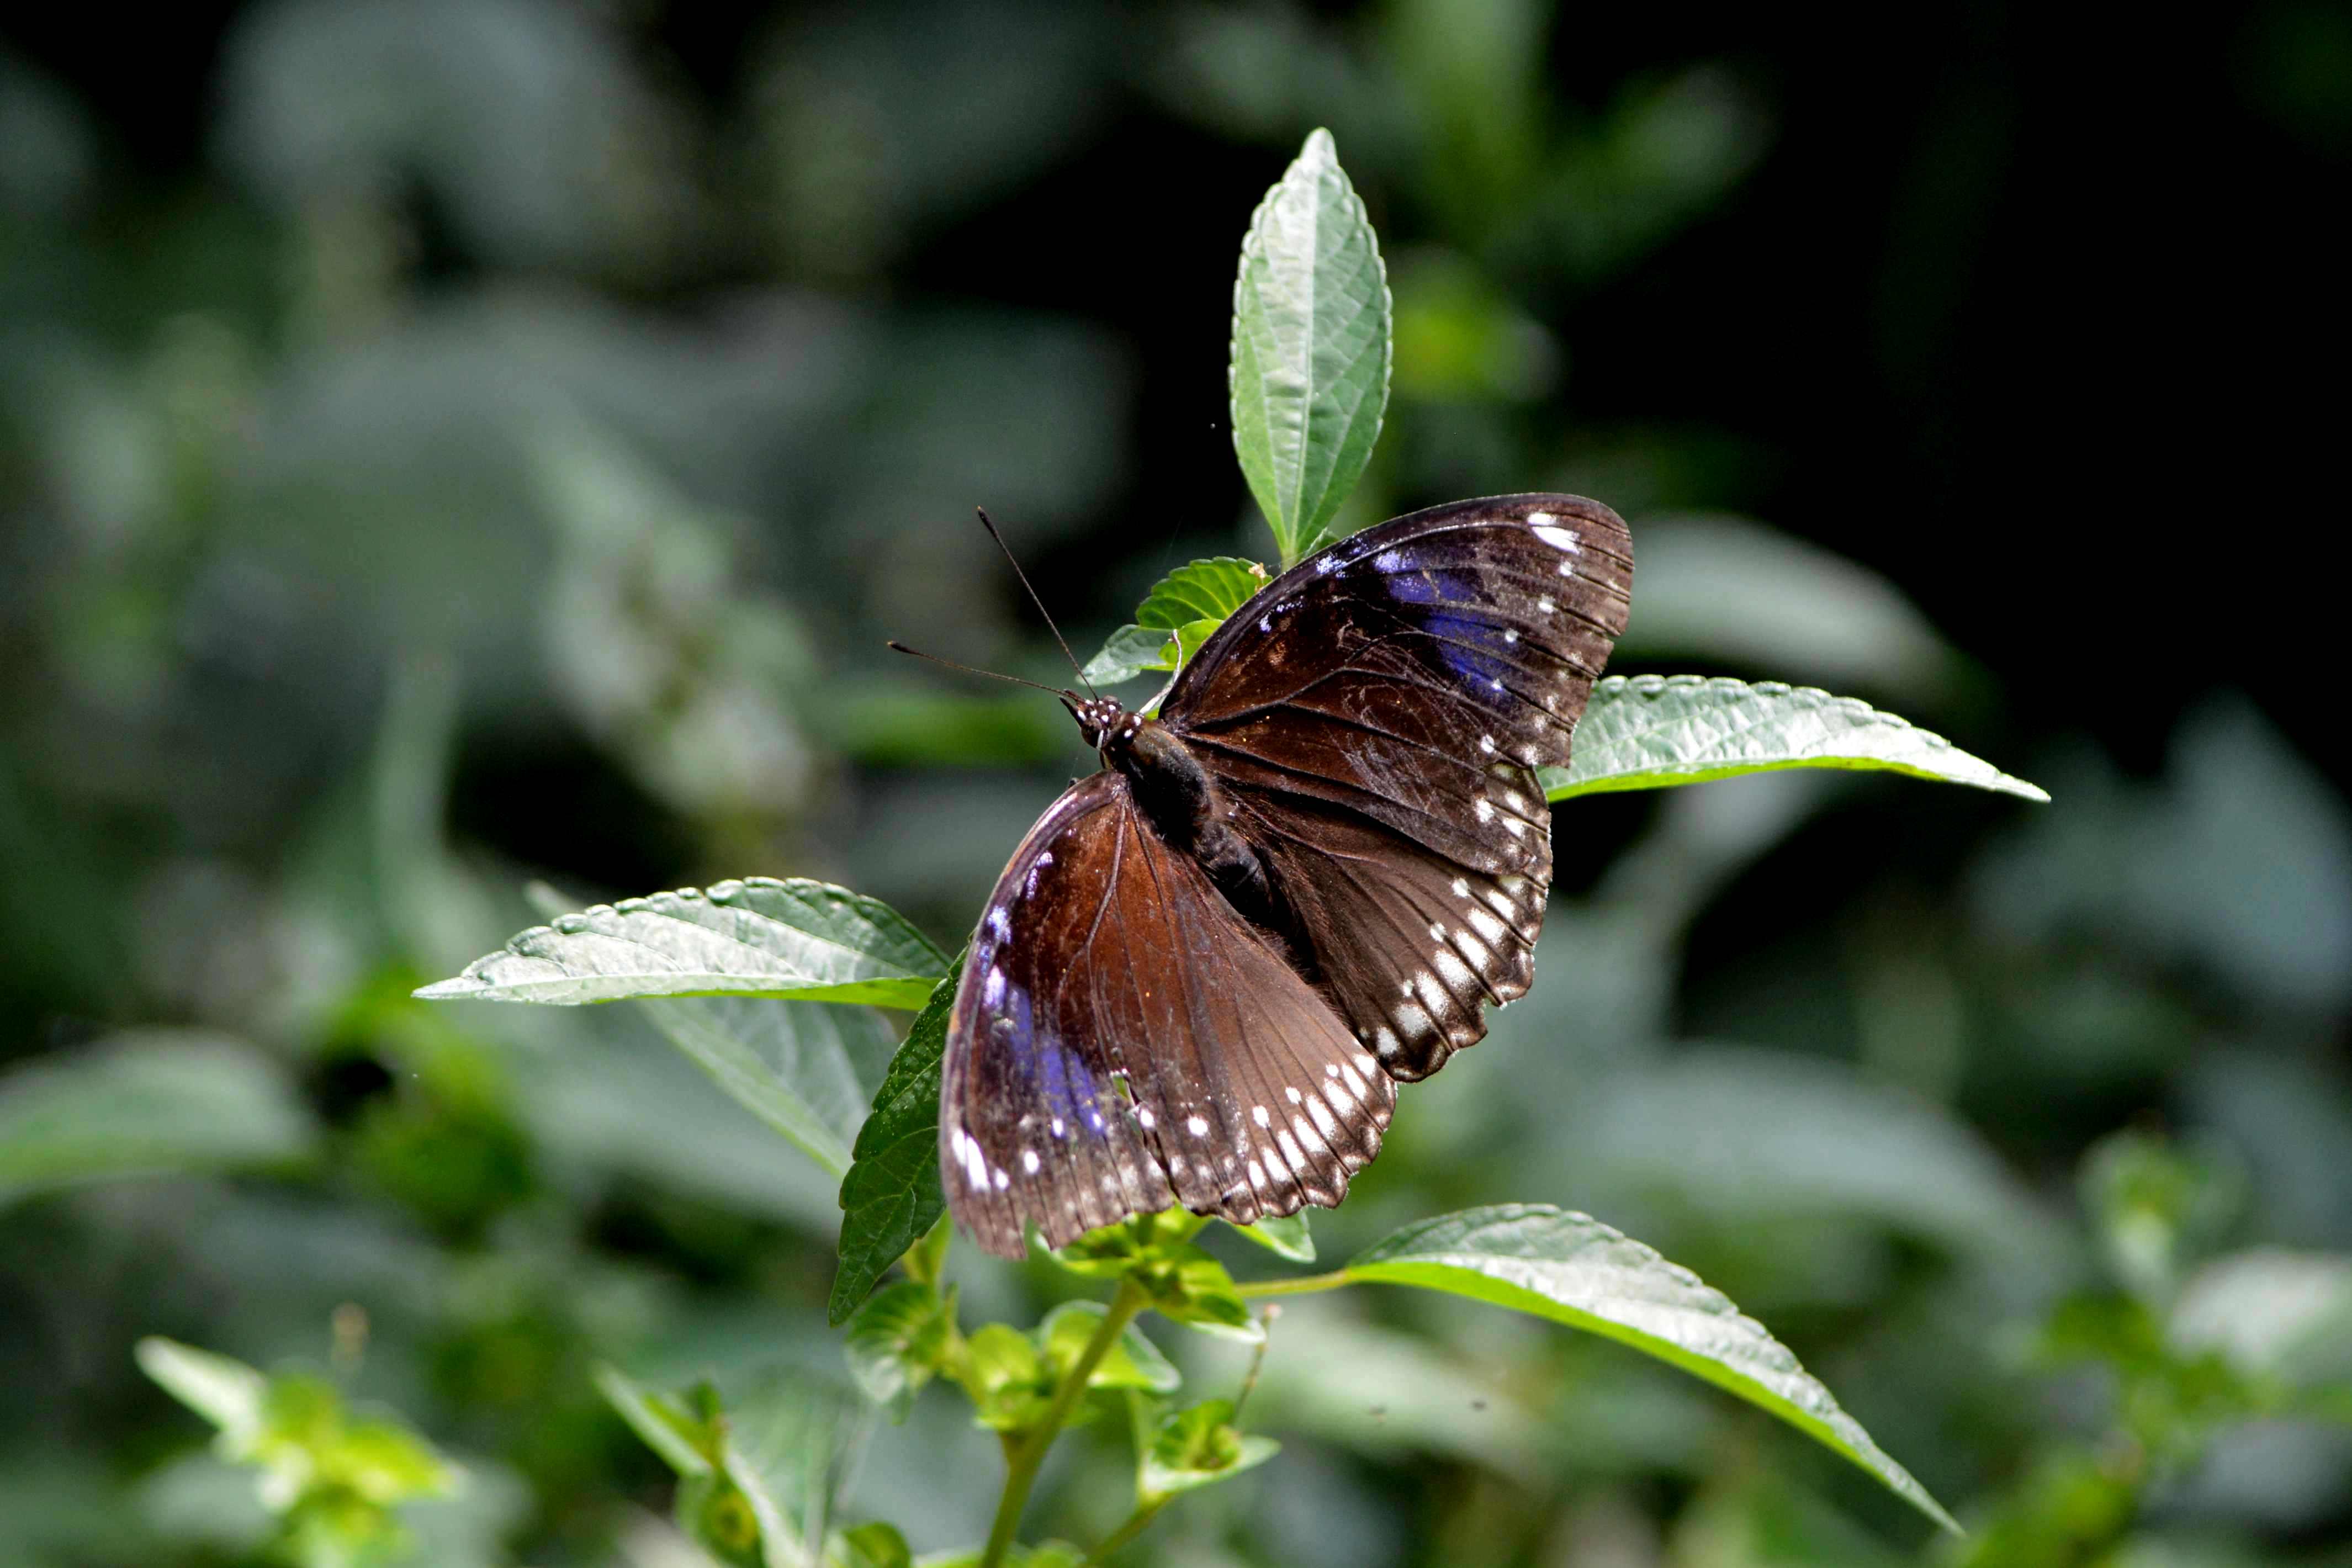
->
xmin=3 ymin=1 xmax=2349 ymax=1566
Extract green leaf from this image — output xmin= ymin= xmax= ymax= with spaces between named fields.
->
xmin=1080 ymin=624 xmax=1179 ymax=687
xmin=1134 ymin=558 xmax=1270 ymax=631
xmin=840 ymin=1521 xmax=914 ymax=1568
xmin=1543 ymin=675 xmax=2048 ymax=803
xmin=960 ymin=1324 xmax=1049 ymax=1432
xmin=592 ymin=1364 xmax=716 ymax=1478
xmin=1227 ymin=1212 xmax=1316 ymax=1263
xmin=639 ymin=997 xmax=898 ymax=1182
xmin=714 ymin=1368 xmax=870 ymax=1568
xmin=844 ymin=1283 xmax=955 ymax=1422
xmin=1230 ymin=128 xmax=1391 ymax=564
xmin=1037 ymin=1302 xmax=1182 ymax=1394
xmin=830 ymin=973 xmax=956 ymax=1325
xmin=1147 ymin=1251 xmax=1263 ymax=1343
xmin=1079 ymin=555 xmax=1264 ymax=687
xmin=1139 ymin=1397 xmax=1281 ymax=1501
xmin=1343 ymin=1204 xmax=1959 ymax=1533
xmin=414 ymin=878 xmax=949 ymax=1008
xmin=1 ymin=1034 xmax=318 ymax=1207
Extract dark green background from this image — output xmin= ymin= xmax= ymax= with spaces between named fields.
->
xmin=4 ymin=2 xmax=2348 ymax=1564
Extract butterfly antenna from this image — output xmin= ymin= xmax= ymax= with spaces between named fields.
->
xmin=975 ymin=506 xmax=1098 ymax=698
xmin=886 ymin=641 xmax=1078 ymax=702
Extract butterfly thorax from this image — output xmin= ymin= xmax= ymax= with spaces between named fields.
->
xmin=1065 ymin=693 xmax=1280 ymax=928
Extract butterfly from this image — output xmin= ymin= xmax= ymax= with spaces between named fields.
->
xmin=940 ymin=494 xmax=1633 ymax=1257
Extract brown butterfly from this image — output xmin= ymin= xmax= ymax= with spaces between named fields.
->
xmin=939 ymin=495 xmax=1631 ymax=1256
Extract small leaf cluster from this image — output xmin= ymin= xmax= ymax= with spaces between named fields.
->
xmin=135 ymin=1337 xmax=462 ymax=1568
xmin=1956 ymin=1129 xmax=2352 ymax=1567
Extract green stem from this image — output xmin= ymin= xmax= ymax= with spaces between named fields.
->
xmin=1080 ymin=1496 xmax=1169 ymax=1567
xmin=979 ymin=1278 xmax=1149 ymax=1568
xmin=1233 ymin=1270 xmax=1352 ymax=1299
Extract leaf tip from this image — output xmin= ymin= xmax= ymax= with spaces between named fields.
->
xmin=1298 ymin=126 xmax=1339 ymax=167
xmin=411 ymin=977 xmax=475 ymax=1002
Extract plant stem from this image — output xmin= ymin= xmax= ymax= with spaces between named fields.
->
xmin=979 ymin=1277 xmax=1149 ymax=1568
xmin=1232 ymin=1270 xmax=1351 ymax=1299
xmin=1080 ymin=1496 xmax=1169 ymax=1567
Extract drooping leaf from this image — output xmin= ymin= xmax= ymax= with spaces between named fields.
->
xmin=1230 ymin=128 xmax=1391 ymax=564
xmin=415 ymin=878 xmax=949 ymax=1008
xmin=1343 ymin=1204 xmax=1959 ymax=1533
xmin=1134 ymin=558 xmax=1270 ymax=631
xmin=1543 ymin=675 xmax=2047 ymax=803
xmin=1 ymin=1034 xmax=319 ymax=1207
xmin=639 ymin=997 xmax=898 ymax=1182
xmin=1138 ymin=1397 xmax=1280 ymax=1501
xmin=830 ymin=973 xmax=956 ymax=1324
xmin=1226 ymin=1212 xmax=1316 ymax=1263
xmin=844 ymin=1283 xmax=955 ymax=1422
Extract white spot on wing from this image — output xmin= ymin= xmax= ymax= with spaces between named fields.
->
xmin=1434 ymin=949 xmax=1473 ymax=990
xmin=1187 ymin=1115 xmax=1209 ymax=1137
xmin=1396 ymin=1002 xmax=1432 ymax=1039
xmin=1022 ymin=1149 xmax=1040 ymax=1173
xmin=1252 ymin=1105 xmax=1271 ymax=1128
xmin=1531 ymin=522 xmax=1582 ymax=553
xmin=1475 ymin=799 xmax=1495 ymax=823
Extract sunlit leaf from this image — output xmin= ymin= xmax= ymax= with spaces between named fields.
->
xmin=1343 ymin=1204 xmax=1959 ymax=1533
xmin=1544 ymin=675 xmax=2047 ymax=803
xmin=0 ymin=1034 xmax=318 ymax=1207
xmin=1230 ymin=129 xmax=1391 ymax=563
xmin=136 ymin=1338 xmax=267 ymax=1441
xmin=1226 ymin=1212 xmax=1316 ymax=1263
xmin=831 ymin=973 xmax=956 ymax=1325
xmin=415 ymin=878 xmax=948 ymax=1008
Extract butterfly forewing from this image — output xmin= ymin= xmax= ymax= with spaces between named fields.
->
xmin=1162 ymin=494 xmax=1632 ymax=1077
xmin=942 ymin=772 xmax=1395 ymax=1257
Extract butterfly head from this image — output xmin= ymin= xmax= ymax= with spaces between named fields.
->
xmin=1062 ymin=693 xmax=1142 ymax=754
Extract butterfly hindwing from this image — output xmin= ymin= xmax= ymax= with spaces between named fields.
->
xmin=941 ymin=772 xmax=1395 ymax=1257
